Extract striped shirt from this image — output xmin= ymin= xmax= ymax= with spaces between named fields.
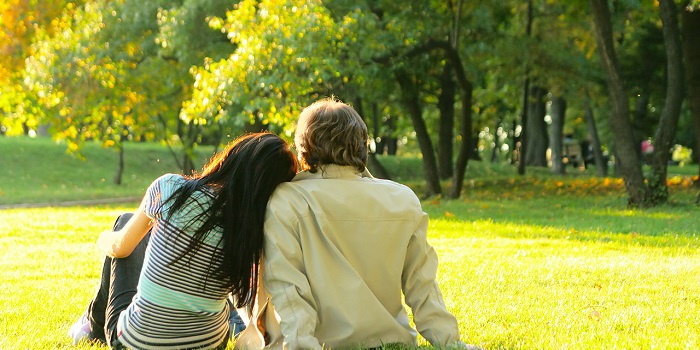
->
xmin=116 ymin=174 xmax=232 ymax=349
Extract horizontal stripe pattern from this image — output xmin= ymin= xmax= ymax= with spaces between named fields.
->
xmin=117 ymin=174 xmax=232 ymax=349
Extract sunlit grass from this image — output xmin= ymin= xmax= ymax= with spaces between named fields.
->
xmin=2 ymin=136 xmax=699 ymax=349
xmin=427 ymin=213 xmax=700 ymax=349
xmin=2 ymin=190 xmax=699 ymax=349
xmin=0 ymin=206 xmax=127 ymax=349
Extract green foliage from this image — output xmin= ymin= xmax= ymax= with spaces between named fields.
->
xmin=183 ymin=0 xmax=342 ymax=135
xmin=0 ymin=0 xmax=88 ymax=134
xmin=671 ymin=144 xmax=694 ymax=166
xmin=2 ymin=0 xmax=696 ymax=204
xmin=23 ymin=1 xmax=158 ymax=153
xmin=17 ymin=0 xmax=240 ymax=173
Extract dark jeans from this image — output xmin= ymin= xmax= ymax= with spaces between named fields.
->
xmin=85 ymin=213 xmax=245 ymax=349
xmin=87 ymin=213 xmax=149 ymax=348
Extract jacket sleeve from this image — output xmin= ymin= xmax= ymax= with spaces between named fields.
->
xmin=402 ymin=211 xmax=462 ymax=346
xmin=263 ymin=198 xmax=322 ymax=350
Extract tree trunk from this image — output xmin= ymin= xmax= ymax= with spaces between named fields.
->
xmin=681 ymin=7 xmax=700 ymax=184
xmin=491 ymin=119 xmax=502 ymax=163
xmin=113 ymin=143 xmax=124 ymax=185
xmin=648 ymin=0 xmax=684 ymax=204
xmin=212 ymin=123 xmax=224 ymax=154
xmin=584 ymin=99 xmax=608 ymax=176
xmin=550 ymin=95 xmax=566 ymax=174
xmin=396 ymin=70 xmax=441 ymax=197
xmin=436 ymin=39 xmax=474 ymax=199
xmin=633 ymin=93 xmax=650 ymax=161
xmin=525 ymin=86 xmax=548 ymax=167
xmin=590 ymin=0 xmax=648 ymax=207
xmin=371 ymin=102 xmax=384 ymax=155
xmin=449 ymin=81 xmax=473 ymax=199
xmin=157 ymin=113 xmax=186 ymax=172
xmin=437 ymin=64 xmax=455 ymax=180
xmin=180 ymin=120 xmax=198 ymax=175
xmin=385 ymin=115 xmax=398 ymax=155
xmin=243 ymin=115 xmax=268 ymax=133
xmin=518 ymin=0 xmax=534 ymax=176
xmin=354 ymin=97 xmax=391 ymax=179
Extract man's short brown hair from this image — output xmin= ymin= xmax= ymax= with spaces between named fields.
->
xmin=294 ymin=98 xmax=369 ymax=173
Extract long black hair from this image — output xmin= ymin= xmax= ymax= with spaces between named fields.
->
xmin=164 ymin=132 xmax=297 ymax=307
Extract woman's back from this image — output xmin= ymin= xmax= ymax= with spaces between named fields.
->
xmin=118 ymin=174 xmax=232 ymax=349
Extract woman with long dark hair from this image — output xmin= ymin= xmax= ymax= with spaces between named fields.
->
xmin=69 ymin=132 xmax=298 ymax=349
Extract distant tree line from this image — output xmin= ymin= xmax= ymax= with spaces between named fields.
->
xmin=1 ymin=0 xmax=699 ymax=206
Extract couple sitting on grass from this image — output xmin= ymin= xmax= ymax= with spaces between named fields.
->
xmin=69 ymin=98 xmax=480 ymax=350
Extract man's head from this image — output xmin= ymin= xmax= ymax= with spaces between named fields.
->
xmin=295 ymin=98 xmax=369 ymax=173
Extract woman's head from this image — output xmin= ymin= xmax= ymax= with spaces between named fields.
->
xmin=294 ymin=98 xmax=369 ymax=173
xmin=201 ymin=132 xmax=298 ymax=194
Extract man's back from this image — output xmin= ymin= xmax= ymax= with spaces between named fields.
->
xmin=260 ymin=165 xmax=460 ymax=349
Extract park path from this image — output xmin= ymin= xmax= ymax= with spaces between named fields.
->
xmin=0 ymin=197 xmax=141 ymax=210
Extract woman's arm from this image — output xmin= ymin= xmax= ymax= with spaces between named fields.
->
xmin=97 ymin=207 xmax=153 ymax=258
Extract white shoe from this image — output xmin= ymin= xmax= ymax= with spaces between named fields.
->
xmin=68 ymin=311 xmax=91 ymax=345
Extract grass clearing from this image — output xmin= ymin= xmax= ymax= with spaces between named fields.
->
xmin=2 ymin=193 xmax=699 ymax=349
xmin=0 ymin=136 xmax=214 ymax=205
xmin=1 ymin=136 xmax=699 ymax=349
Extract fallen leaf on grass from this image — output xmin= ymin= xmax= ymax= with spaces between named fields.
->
xmin=588 ymin=309 xmax=601 ymax=321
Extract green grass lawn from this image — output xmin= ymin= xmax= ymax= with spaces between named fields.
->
xmin=0 ymin=136 xmax=215 ymax=205
xmin=1 ymin=136 xmax=699 ymax=349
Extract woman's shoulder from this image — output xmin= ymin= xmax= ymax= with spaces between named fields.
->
xmin=153 ymin=173 xmax=186 ymax=186
xmin=146 ymin=174 xmax=188 ymax=197
xmin=159 ymin=173 xmax=185 ymax=182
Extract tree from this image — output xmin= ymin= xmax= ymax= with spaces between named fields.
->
xmin=517 ymin=0 xmax=534 ymax=176
xmin=395 ymin=68 xmax=442 ymax=197
xmin=589 ymin=0 xmax=685 ymax=206
xmin=647 ymin=0 xmax=684 ymax=203
xmin=524 ymin=85 xmax=548 ymax=166
xmin=184 ymin=0 xmax=341 ymax=141
xmin=589 ymin=0 xmax=649 ymax=206
xmin=23 ymin=0 xmax=237 ymax=180
xmin=681 ymin=6 xmax=700 ymax=183
xmin=550 ymin=96 xmax=567 ymax=174
xmin=583 ymin=96 xmax=609 ymax=176
xmin=24 ymin=2 xmax=158 ymax=183
xmin=437 ymin=64 xmax=456 ymax=180
xmin=0 ymin=0 xmax=86 ymax=135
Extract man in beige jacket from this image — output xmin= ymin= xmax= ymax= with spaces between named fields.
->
xmin=237 ymin=98 xmax=478 ymax=350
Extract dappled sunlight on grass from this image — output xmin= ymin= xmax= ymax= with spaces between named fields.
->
xmin=456 ymin=174 xmax=698 ymax=202
xmin=428 ymin=213 xmax=699 ymax=249
xmin=592 ymin=207 xmax=681 ymax=219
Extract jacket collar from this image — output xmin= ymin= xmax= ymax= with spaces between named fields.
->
xmin=292 ymin=164 xmax=375 ymax=182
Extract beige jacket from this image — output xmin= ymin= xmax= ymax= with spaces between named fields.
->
xmin=236 ymin=165 xmax=461 ymax=350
